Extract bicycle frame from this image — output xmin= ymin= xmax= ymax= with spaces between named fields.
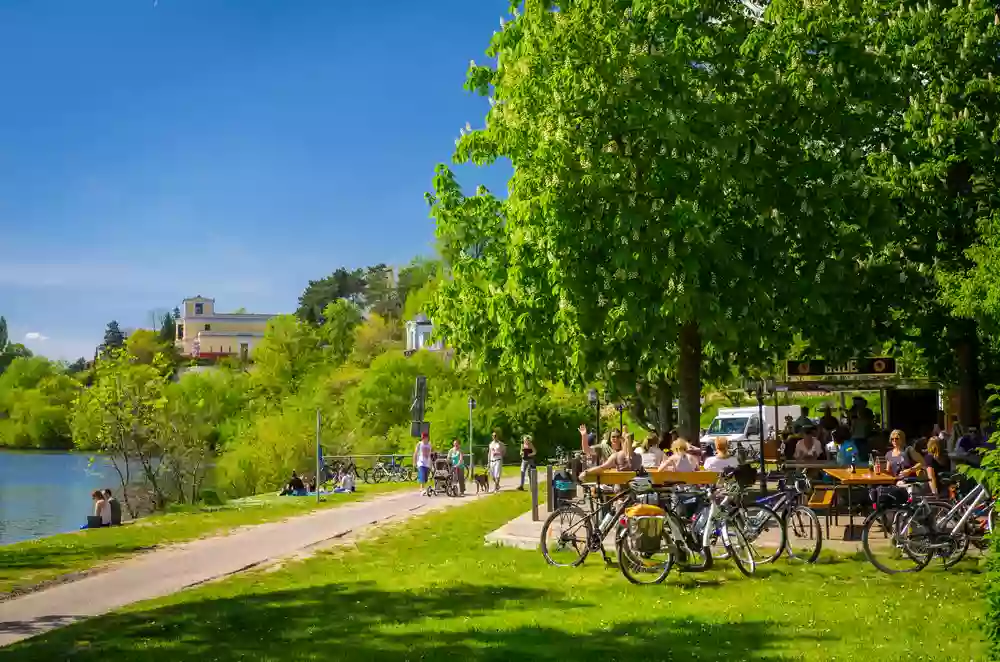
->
xmin=934 ymin=482 xmax=991 ymax=534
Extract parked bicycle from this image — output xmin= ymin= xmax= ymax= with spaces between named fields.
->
xmin=860 ymin=475 xmax=993 ymax=574
xmin=368 ymin=456 xmax=413 ymax=483
xmin=752 ymin=472 xmax=823 ymax=563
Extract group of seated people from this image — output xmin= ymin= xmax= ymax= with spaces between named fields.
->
xmin=576 ymin=424 xmax=741 ymax=479
xmin=279 ymin=469 xmax=355 ymax=496
xmin=83 ymin=488 xmax=123 ymax=529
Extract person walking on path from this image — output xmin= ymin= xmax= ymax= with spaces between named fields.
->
xmin=488 ymin=431 xmax=505 ymax=493
xmin=413 ymin=432 xmax=433 ymax=494
xmin=448 ymin=438 xmax=466 ymax=495
xmin=517 ymin=435 xmax=537 ymax=491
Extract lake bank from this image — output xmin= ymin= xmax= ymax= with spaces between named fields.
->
xmin=0 ymin=481 xmax=419 ymax=598
xmin=0 ymin=450 xmax=120 ymax=545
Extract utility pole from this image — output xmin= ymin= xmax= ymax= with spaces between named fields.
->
xmin=468 ymin=397 xmax=476 ymax=479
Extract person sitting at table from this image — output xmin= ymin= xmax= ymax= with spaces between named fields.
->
xmin=639 ymin=434 xmax=665 ymax=469
xmin=704 ymin=437 xmax=739 ymax=472
xmin=885 ymin=429 xmax=924 ymax=479
xmin=923 ymin=437 xmax=950 ymax=495
xmin=580 ymin=432 xmax=640 ymax=479
xmin=792 ymin=407 xmax=813 ymax=434
xmin=794 ymin=424 xmax=825 ymax=461
xmin=658 ymin=438 xmax=699 ymax=472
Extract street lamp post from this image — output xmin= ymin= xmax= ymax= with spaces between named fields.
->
xmin=615 ymin=400 xmax=629 ymax=433
xmin=744 ymin=377 xmax=775 ymax=495
xmin=468 ymin=397 xmax=476 ymax=478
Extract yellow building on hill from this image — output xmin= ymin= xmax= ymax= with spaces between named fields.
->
xmin=174 ymin=296 xmax=275 ymax=361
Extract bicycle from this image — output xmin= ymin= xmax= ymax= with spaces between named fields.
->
xmin=693 ymin=465 xmax=786 ymax=567
xmin=861 ymin=476 xmax=971 ymax=574
xmin=754 ymin=472 xmax=823 ymax=563
xmin=540 ymin=478 xmax=637 ymax=568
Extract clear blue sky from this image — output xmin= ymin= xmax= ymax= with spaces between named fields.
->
xmin=0 ymin=0 xmax=511 ymax=360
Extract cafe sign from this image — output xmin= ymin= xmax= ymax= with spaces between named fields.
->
xmin=785 ymin=358 xmax=897 ymax=383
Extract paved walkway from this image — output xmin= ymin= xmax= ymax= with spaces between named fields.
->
xmin=0 ymin=475 xmax=530 ymax=647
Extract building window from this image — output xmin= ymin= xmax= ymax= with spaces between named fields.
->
xmin=204 ymin=324 xmax=211 ymax=331
xmin=177 ymin=324 xmax=184 ymax=340
xmin=194 ymin=303 xmax=204 ymax=315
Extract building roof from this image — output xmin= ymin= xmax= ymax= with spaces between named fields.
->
xmin=182 ymin=313 xmax=275 ymax=321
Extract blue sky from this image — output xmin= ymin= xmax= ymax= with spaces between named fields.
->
xmin=0 ymin=0 xmax=511 ymax=360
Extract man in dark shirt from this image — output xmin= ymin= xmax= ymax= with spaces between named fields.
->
xmin=103 ymin=488 xmax=122 ymax=525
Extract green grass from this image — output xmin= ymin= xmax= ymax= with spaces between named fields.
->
xmin=0 ymin=480 xmax=416 ymax=596
xmin=1 ymin=492 xmax=985 ymax=661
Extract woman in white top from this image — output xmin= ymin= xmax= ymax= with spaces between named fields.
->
xmin=704 ymin=437 xmax=740 ymax=472
xmin=658 ymin=438 xmax=698 ymax=472
xmin=639 ymin=435 xmax=665 ymax=469
xmin=794 ymin=425 xmax=825 ymax=461
xmin=93 ymin=490 xmax=112 ymax=526
xmin=487 ymin=431 xmax=505 ymax=493
xmin=413 ymin=433 xmax=433 ymax=492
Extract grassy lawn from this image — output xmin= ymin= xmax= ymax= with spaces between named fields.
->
xmin=0 ymin=480 xmax=417 ymax=597
xmin=1 ymin=492 xmax=986 ymax=661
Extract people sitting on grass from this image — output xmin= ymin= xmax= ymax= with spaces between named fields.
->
xmin=794 ymin=424 xmax=825 ymax=462
xmin=333 ymin=470 xmax=356 ymax=493
xmin=658 ymin=438 xmax=698 ymax=472
xmin=82 ymin=489 xmax=111 ymax=529
xmin=885 ymin=429 xmax=925 ymax=480
xmin=280 ymin=471 xmax=307 ymax=496
xmin=703 ymin=437 xmax=739 ymax=472
xmin=103 ymin=488 xmax=122 ymax=526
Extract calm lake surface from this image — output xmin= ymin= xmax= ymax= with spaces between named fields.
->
xmin=0 ymin=450 xmax=119 ymax=545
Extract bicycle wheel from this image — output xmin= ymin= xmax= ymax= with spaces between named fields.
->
xmin=929 ymin=503 xmax=970 ymax=569
xmin=739 ymin=504 xmax=785 ymax=565
xmin=861 ymin=507 xmax=933 ymax=574
xmin=616 ymin=525 xmax=674 ymax=585
xmin=540 ymin=505 xmax=593 ymax=567
xmin=784 ymin=504 xmax=822 ymax=563
xmin=372 ymin=467 xmax=386 ymax=484
xmin=723 ymin=518 xmax=756 ymax=577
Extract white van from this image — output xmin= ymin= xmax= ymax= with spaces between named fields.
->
xmin=699 ymin=405 xmax=802 ymax=454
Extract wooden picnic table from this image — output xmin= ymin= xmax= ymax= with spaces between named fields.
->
xmin=581 ymin=469 xmax=720 ymax=486
xmin=823 ymin=467 xmax=898 ymax=538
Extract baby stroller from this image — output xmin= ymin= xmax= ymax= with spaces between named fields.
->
xmin=427 ymin=456 xmax=459 ymax=497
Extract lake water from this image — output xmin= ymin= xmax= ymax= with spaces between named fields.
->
xmin=0 ymin=450 xmax=120 ymax=545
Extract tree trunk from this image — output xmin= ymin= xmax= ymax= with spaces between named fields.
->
xmin=677 ymin=322 xmax=702 ymax=442
xmin=956 ymin=325 xmax=980 ymax=428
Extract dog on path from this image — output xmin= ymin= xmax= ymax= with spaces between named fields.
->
xmin=473 ymin=471 xmax=491 ymax=494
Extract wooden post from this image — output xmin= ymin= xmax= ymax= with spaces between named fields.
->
xmin=529 ymin=466 xmax=539 ymax=521
xmin=546 ymin=464 xmax=555 ymax=513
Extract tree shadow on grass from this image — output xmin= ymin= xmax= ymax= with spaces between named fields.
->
xmin=1 ymin=582 xmax=823 ymax=662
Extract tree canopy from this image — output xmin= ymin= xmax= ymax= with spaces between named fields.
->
xmin=427 ymin=0 xmax=899 ymax=437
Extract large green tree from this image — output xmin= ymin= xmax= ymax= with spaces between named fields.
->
xmin=427 ymin=0 xmax=897 ymax=438
xmin=861 ymin=0 xmax=1000 ymax=425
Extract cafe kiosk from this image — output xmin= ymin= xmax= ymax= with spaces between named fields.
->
xmin=777 ymin=357 xmax=941 ymax=444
